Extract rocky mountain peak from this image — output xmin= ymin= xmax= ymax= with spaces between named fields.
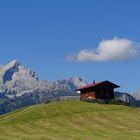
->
xmin=0 ymin=60 xmax=39 ymax=84
xmin=0 ymin=60 xmax=20 ymax=84
xmin=6 ymin=60 xmax=21 ymax=68
xmin=53 ymin=76 xmax=88 ymax=90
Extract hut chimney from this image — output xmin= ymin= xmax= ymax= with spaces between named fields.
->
xmin=93 ymin=80 xmax=96 ymax=84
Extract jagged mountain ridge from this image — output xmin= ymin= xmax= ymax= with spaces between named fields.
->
xmin=0 ymin=60 xmax=47 ymax=98
xmin=0 ymin=60 xmax=39 ymax=83
xmin=53 ymin=77 xmax=87 ymax=90
xmin=0 ymin=60 xmax=87 ymax=99
xmin=114 ymin=92 xmax=139 ymax=106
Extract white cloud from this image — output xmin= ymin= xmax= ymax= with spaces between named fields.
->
xmin=67 ymin=37 xmax=139 ymax=62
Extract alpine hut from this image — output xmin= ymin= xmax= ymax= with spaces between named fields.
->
xmin=75 ymin=80 xmax=119 ymax=101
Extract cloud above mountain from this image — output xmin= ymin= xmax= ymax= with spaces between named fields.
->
xmin=67 ymin=37 xmax=139 ymax=62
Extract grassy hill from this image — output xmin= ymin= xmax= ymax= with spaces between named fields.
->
xmin=0 ymin=101 xmax=140 ymax=140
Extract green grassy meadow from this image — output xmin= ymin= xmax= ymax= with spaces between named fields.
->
xmin=0 ymin=101 xmax=140 ymax=140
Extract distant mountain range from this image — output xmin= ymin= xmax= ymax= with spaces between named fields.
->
xmin=0 ymin=60 xmax=87 ymax=97
xmin=0 ymin=60 xmax=140 ymax=114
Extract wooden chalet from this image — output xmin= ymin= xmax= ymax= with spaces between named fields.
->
xmin=75 ymin=80 xmax=119 ymax=101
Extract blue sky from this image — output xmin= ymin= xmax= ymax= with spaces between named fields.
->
xmin=0 ymin=0 xmax=140 ymax=93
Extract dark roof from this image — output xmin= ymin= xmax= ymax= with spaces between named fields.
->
xmin=75 ymin=80 xmax=120 ymax=91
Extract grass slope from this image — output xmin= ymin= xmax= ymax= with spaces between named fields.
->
xmin=0 ymin=101 xmax=140 ymax=140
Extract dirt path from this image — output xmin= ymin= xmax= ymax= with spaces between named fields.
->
xmin=0 ymin=105 xmax=38 ymax=121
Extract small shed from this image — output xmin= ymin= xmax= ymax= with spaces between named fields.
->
xmin=75 ymin=80 xmax=119 ymax=101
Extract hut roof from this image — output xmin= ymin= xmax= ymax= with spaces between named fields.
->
xmin=75 ymin=80 xmax=120 ymax=91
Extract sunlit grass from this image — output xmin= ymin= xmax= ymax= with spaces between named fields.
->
xmin=0 ymin=101 xmax=140 ymax=140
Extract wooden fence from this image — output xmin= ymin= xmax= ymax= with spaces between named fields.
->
xmin=51 ymin=96 xmax=80 ymax=102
